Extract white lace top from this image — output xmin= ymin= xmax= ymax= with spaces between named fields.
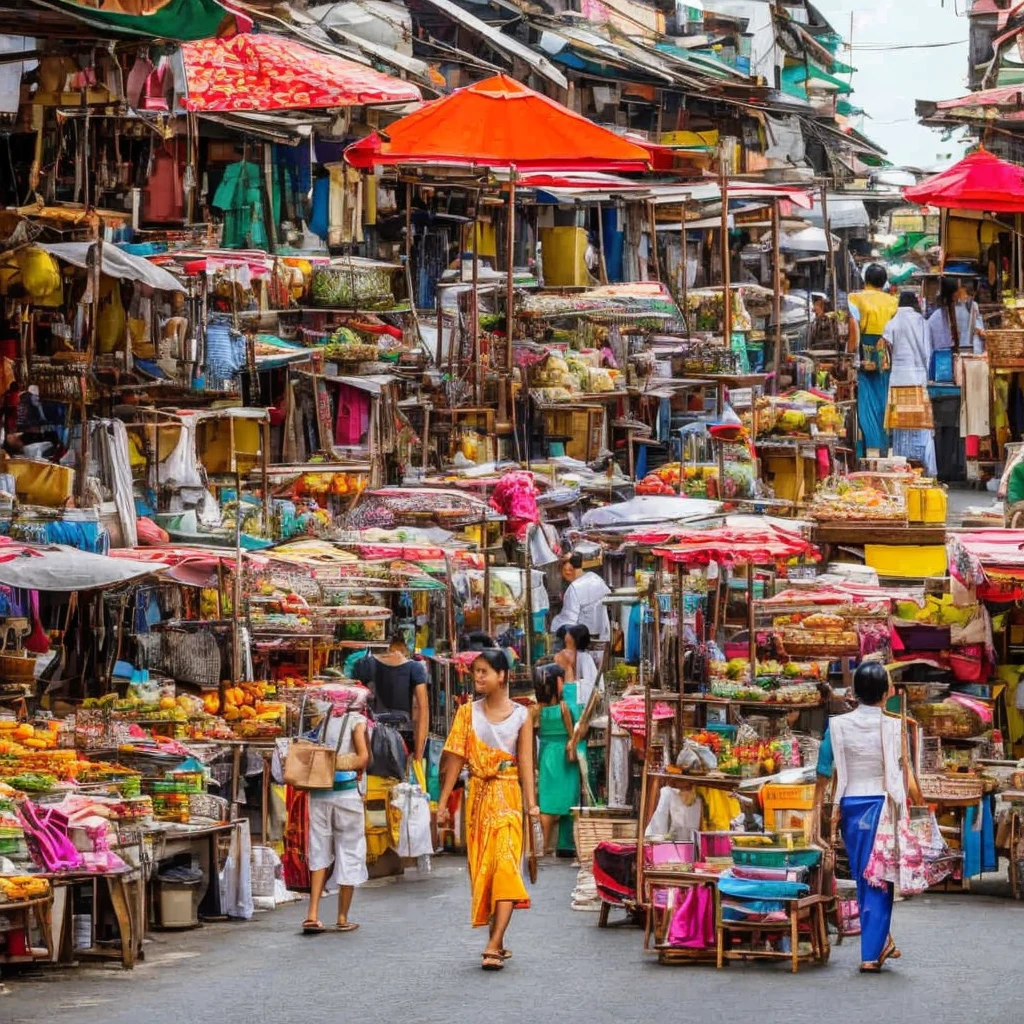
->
xmin=472 ymin=700 xmax=527 ymax=754
xmin=830 ymin=704 xmax=906 ymax=810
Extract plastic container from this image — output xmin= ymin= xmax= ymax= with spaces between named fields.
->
xmin=923 ymin=486 xmax=947 ymax=523
xmin=155 ymin=864 xmax=204 ymax=929
xmin=731 ymin=845 xmax=821 ymax=869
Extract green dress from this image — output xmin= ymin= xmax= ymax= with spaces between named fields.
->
xmin=538 ymin=703 xmax=581 ymax=817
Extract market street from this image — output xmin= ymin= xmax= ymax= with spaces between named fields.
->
xmin=2 ymin=861 xmax=1018 ymax=1024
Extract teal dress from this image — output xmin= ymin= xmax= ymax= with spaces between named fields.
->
xmin=538 ymin=703 xmax=580 ymax=817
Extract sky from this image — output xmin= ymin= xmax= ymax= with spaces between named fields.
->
xmin=813 ymin=0 xmax=973 ymax=170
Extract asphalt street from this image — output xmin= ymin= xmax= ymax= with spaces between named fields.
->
xmin=2 ymin=860 xmax=1019 ymax=1024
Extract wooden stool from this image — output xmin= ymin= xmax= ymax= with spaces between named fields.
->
xmin=716 ymin=893 xmax=831 ymax=972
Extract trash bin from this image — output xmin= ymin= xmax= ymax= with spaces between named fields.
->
xmin=155 ymin=863 xmax=204 ymax=929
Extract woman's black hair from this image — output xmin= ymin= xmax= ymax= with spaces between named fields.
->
xmin=898 ymin=291 xmax=920 ymax=311
xmin=863 ymin=264 xmax=888 ymax=289
xmin=853 ymin=661 xmax=890 ymax=707
xmin=564 ymin=623 xmax=591 ymax=651
xmin=939 ymin=275 xmax=960 ymax=346
xmin=472 ymin=647 xmax=511 ymax=676
xmin=535 ymin=663 xmax=563 ymax=705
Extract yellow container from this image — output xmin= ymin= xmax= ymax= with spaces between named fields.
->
xmin=906 ymin=486 xmax=924 ymax=523
xmin=865 ymin=544 xmax=947 ymax=578
xmin=923 ymin=486 xmax=947 ymax=524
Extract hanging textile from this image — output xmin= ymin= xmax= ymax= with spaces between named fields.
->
xmin=90 ymin=418 xmax=138 ymax=548
xmin=212 ymin=161 xmax=267 ymax=250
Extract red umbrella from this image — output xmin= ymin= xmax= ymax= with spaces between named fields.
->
xmin=180 ymin=33 xmax=422 ymax=113
xmin=904 ymin=148 xmax=1024 ymax=213
xmin=344 ymin=74 xmax=651 ymax=172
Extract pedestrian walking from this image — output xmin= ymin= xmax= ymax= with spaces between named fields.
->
xmin=814 ymin=662 xmax=923 ymax=972
xmin=532 ymin=664 xmax=580 ymax=856
xmin=848 ymin=263 xmax=898 ymax=456
xmin=436 ymin=641 xmax=538 ymax=971
xmin=301 ymin=706 xmax=370 ymax=935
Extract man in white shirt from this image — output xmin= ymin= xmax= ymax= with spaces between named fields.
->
xmin=550 ymin=553 xmax=611 ymax=640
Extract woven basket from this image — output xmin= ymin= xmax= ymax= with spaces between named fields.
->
xmin=986 ymin=329 xmax=1024 ymax=370
xmin=572 ymin=807 xmax=637 ymax=868
xmin=919 ymin=774 xmax=984 ymax=802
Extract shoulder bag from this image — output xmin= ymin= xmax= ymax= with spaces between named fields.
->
xmin=283 ymin=711 xmax=349 ymax=791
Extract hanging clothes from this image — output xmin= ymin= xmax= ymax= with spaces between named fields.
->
xmin=143 ymin=141 xmax=184 ymax=223
xmin=333 ymin=383 xmax=370 ymax=447
xmin=212 ymin=161 xmax=267 ymax=250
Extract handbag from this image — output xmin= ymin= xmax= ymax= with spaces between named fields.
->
xmin=283 ymin=712 xmax=349 ymax=791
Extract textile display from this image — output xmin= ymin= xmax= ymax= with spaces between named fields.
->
xmin=282 ymin=785 xmax=310 ymax=890
xmin=90 ymin=419 xmax=138 ymax=548
xmin=51 ymin=0 xmax=250 ymax=40
xmin=180 ymin=33 xmax=421 ymax=113
xmin=665 ymin=883 xmax=715 ymax=949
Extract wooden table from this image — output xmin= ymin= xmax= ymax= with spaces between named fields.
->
xmin=45 ymin=871 xmax=140 ymax=969
xmin=0 ymin=894 xmax=53 ymax=965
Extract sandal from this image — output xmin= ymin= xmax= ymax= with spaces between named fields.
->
xmin=481 ymin=952 xmax=505 ymax=971
xmin=879 ymin=938 xmax=901 ymax=964
xmin=499 ymin=949 xmax=512 ymax=961
xmin=335 ymin=922 xmax=360 ymax=933
xmin=302 ymin=919 xmax=325 ymax=935
xmin=859 ymin=961 xmax=882 ymax=973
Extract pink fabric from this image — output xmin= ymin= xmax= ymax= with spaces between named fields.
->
xmin=665 ymin=883 xmax=715 ymax=948
xmin=335 ymin=384 xmax=370 ymax=446
xmin=488 ymin=471 xmax=540 ymax=540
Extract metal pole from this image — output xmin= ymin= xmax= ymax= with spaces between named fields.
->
xmin=771 ymin=198 xmax=783 ymax=394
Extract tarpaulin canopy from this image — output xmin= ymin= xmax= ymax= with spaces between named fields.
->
xmin=904 ymin=149 xmax=1024 ymax=213
xmin=344 ymin=74 xmax=651 ymax=172
xmin=652 ymin=524 xmax=815 ymax=566
xmin=180 ymin=32 xmax=422 ymax=113
xmin=41 ymin=243 xmax=185 ymax=292
xmin=0 ymin=545 xmax=168 ymax=591
xmin=44 ymin=0 xmax=250 ymax=40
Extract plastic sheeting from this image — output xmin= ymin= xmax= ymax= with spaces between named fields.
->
xmin=40 ymin=243 xmax=185 ymax=292
xmin=0 ymin=546 xmax=165 ymax=591
xmin=581 ymin=496 xmax=721 ymax=529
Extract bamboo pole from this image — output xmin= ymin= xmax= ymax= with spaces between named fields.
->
xmin=596 ymin=201 xmax=609 ymax=284
xmin=472 ymin=190 xmax=482 ymax=403
xmin=771 ymin=198 xmax=783 ymax=394
xmin=719 ymin=153 xmax=732 ymax=343
xmin=506 ymin=170 xmax=517 ymax=372
xmin=820 ymin=183 xmax=839 ymax=314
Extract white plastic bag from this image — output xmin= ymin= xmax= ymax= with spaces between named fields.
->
xmin=219 ymin=820 xmax=254 ymax=920
xmin=391 ymin=783 xmax=433 ymax=859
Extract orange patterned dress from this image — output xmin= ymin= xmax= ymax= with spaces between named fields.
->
xmin=443 ymin=701 xmax=531 ymax=926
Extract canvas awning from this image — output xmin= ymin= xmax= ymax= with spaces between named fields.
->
xmin=904 ymin=149 xmax=1024 ymax=213
xmin=345 ymin=74 xmax=650 ymax=172
xmin=25 ymin=0 xmax=249 ymax=40
xmin=180 ymin=32 xmax=422 ymax=112
xmin=40 ymin=243 xmax=185 ymax=292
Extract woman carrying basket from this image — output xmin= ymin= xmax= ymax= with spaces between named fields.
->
xmin=814 ymin=662 xmax=922 ymax=973
xmin=436 ymin=641 xmax=538 ymax=971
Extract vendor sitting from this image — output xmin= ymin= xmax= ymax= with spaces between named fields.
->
xmin=645 ymin=782 xmax=702 ymax=843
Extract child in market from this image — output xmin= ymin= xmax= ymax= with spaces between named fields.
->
xmin=436 ymin=639 xmax=538 ymax=971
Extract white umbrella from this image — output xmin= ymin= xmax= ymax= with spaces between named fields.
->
xmin=0 ymin=546 xmax=167 ymax=591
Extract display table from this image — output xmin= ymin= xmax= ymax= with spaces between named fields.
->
xmin=0 ymin=894 xmax=53 ymax=964
xmin=147 ymin=820 xmax=240 ymax=921
xmin=45 ymin=871 xmax=140 ymax=969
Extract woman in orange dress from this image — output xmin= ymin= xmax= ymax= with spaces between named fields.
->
xmin=437 ymin=646 xmax=538 ymax=971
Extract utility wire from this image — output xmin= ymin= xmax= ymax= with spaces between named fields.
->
xmin=848 ymin=40 xmax=966 ymax=51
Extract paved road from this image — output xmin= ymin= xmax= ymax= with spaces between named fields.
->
xmin=2 ymin=860 xmax=1020 ymax=1024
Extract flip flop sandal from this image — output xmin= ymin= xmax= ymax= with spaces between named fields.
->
xmin=335 ymin=922 xmax=360 ymax=933
xmin=302 ymin=920 xmax=325 ymax=935
xmin=481 ymin=953 xmax=505 ymax=971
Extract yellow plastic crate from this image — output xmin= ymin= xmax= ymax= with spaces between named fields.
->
xmin=864 ymin=544 xmax=947 ymax=578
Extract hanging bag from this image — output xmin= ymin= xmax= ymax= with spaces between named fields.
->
xmin=361 ymin=656 xmax=409 ymax=779
xmin=283 ymin=711 xmax=349 ymax=791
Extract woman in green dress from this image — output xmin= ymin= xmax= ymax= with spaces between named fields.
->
xmin=533 ymin=665 xmax=581 ymax=855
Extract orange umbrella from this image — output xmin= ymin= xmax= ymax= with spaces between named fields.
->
xmin=181 ymin=33 xmax=422 ymax=112
xmin=344 ymin=74 xmax=651 ymax=172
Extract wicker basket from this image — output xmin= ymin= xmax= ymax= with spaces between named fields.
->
xmin=919 ymin=774 xmax=984 ymax=802
xmin=986 ymin=329 xmax=1024 ymax=370
xmin=572 ymin=807 xmax=637 ymax=868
